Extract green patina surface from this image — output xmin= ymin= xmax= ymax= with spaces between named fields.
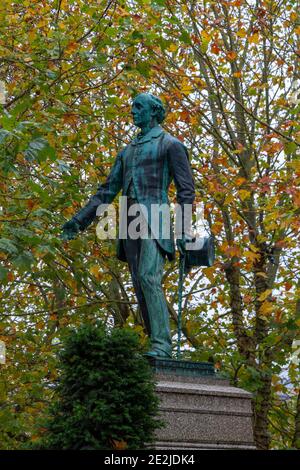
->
xmin=146 ymin=357 xmax=216 ymax=377
xmin=61 ymin=93 xmax=196 ymax=359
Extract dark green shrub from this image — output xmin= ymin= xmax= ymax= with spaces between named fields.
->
xmin=30 ymin=323 xmax=163 ymax=450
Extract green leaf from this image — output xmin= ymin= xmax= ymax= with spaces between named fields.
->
xmin=25 ymin=138 xmax=56 ymax=163
xmin=12 ymin=251 xmax=35 ymax=271
xmin=131 ymin=30 xmax=143 ymax=40
xmin=284 ymin=141 xmax=297 ymax=155
xmin=136 ymin=61 xmax=151 ymax=78
xmin=0 ymin=129 xmax=13 ymax=143
xmin=0 ymin=238 xmax=18 ymax=255
xmin=0 ymin=266 xmax=8 ymax=282
xmin=179 ymin=30 xmax=191 ymax=45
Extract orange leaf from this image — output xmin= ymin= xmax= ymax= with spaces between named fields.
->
xmin=62 ymin=113 xmax=78 ymax=125
xmin=111 ymin=439 xmax=128 ymax=450
xmin=226 ymin=51 xmax=237 ymax=61
xmin=211 ymin=42 xmax=220 ymax=54
xmin=27 ymin=199 xmax=38 ymax=210
xmin=236 ymin=177 xmax=247 ymax=186
xmin=65 ymin=41 xmax=79 ymax=54
xmin=233 ymin=71 xmax=242 ymax=78
xmin=225 ymin=244 xmax=242 ymax=257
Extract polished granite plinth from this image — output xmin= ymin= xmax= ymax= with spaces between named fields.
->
xmin=147 ymin=358 xmax=256 ymax=450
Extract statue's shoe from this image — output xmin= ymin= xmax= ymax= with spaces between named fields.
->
xmin=144 ymin=350 xmax=171 ymax=359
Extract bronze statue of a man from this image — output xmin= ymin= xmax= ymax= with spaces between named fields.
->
xmin=61 ymin=93 xmax=195 ymax=358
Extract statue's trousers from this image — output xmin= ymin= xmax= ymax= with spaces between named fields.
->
xmin=123 ymin=197 xmax=172 ymax=357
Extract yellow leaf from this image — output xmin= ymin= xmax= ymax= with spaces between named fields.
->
xmin=238 ymin=189 xmax=251 ymax=201
xmin=258 ymin=289 xmax=273 ymax=302
xmin=244 ymin=250 xmax=260 ymax=261
xmin=28 ymin=30 xmax=36 ymax=41
xmin=295 ymin=26 xmax=300 ymax=35
xmin=190 ymin=115 xmax=199 ymax=125
xmin=200 ymin=30 xmax=211 ymax=53
xmin=168 ymin=44 xmax=178 ymax=52
xmin=203 ymin=266 xmax=215 ymax=283
xmin=249 ymin=33 xmax=260 ymax=44
xmin=89 ymin=265 xmax=102 ymax=280
xmin=237 ymin=28 xmax=247 ymax=38
xmin=259 ymin=300 xmax=273 ymax=316
xmin=224 ymin=193 xmax=235 ymax=204
xmin=201 ymin=30 xmax=211 ymax=42
xmin=181 ymin=84 xmax=193 ymax=95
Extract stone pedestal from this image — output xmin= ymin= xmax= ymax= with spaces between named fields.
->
xmin=147 ymin=358 xmax=255 ymax=450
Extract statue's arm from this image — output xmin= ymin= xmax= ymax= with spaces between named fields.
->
xmin=62 ymin=150 xmax=124 ymax=236
xmin=167 ymin=139 xmax=196 ymax=250
xmin=167 ymin=138 xmax=195 ymax=205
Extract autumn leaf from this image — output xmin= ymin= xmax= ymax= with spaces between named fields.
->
xmin=211 ymin=42 xmax=220 ymax=54
xmin=89 ymin=265 xmax=102 ymax=280
xmin=226 ymin=51 xmax=237 ymax=61
xmin=258 ymin=289 xmax=273 ymax=302
xmin=259 ymin=301 xmax=273 ymax=316
xmin=111 ymin=439 xmax=128 ymax=450
xmin=248 ymin=33 xmax=260 ymax=44
xmin=244 ymin=250 xmax=260 ymax=261
xmin=238 ymin=189 xmax=251 ymax=201
xmin=237 ymin=28 xmax=247 ymax=38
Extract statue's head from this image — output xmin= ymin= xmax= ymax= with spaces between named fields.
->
xmin=131 ymin=93 xmax=166 ymax=129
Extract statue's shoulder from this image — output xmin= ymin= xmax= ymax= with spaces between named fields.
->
xmin=162 ymin=131 xmax=187 ymax=150
xmin=118 ymin=142 xmax=131 ymax=158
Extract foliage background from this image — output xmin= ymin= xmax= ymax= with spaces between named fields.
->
xmin=0 ymin=0 xmax=299 ymax=449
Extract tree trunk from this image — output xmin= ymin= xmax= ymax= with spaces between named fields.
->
xmin=253 ymin=371 xmax=272 ymax=449
xmin=292 ymin=388 xmax=300 ymax=449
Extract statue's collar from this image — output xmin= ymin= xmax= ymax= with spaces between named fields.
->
xmin=131 ymin=125 xmax=164 ymax=146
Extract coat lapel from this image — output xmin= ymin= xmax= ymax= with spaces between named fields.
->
xmin=131 ymin=125 xmax=164 ymax=146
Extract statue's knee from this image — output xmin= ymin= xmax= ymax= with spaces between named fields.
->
xmin=138 ymin=270 xmax=155 ymax=289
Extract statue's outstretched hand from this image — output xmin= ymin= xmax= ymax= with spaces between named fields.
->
xmin=60 ymin=219 xmax=80 ymax=241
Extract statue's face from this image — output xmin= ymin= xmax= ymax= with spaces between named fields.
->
xmin=131 ymin=94 xmax=154 ymax=128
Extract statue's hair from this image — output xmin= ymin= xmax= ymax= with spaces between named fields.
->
xmin=135 ymin=93 xmax=166 ymax=123
xmin=147 ymin=93 xmax=166 ymax=123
